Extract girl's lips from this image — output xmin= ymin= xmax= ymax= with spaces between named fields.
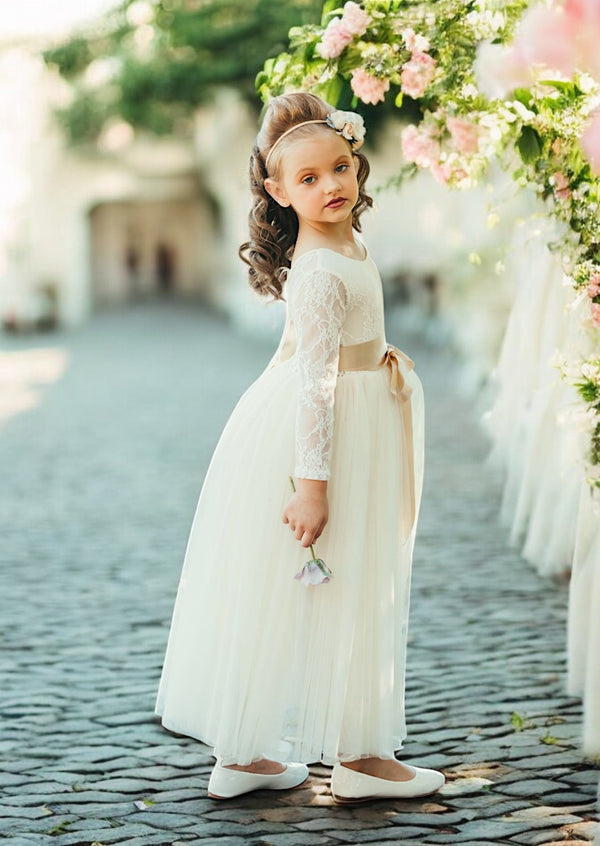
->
xmin=326 ymin=198 xmax=346 ymax=208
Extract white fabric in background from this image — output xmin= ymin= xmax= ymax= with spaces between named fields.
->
xmin=483 ymin=218 xmax=582 ymax=576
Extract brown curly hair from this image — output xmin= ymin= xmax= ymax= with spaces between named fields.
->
xmin=239 ymin=92 xmax=373 ymax=301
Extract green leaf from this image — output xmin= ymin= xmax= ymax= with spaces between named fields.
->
xmin=517 ymin=126 xmax=542 ymax=165
xmin=510 ymin=711 xmax=536 ymax=732
xmin=317 ymin=73 xmax=344 ymax=106
xmin=512 ymin=87 xmax=533 ymax=108
xmin=539 ymin=79 xmax=576 ymax=95
xmin=321 ymin=0 xmax=343 ymax=26
xmin=394 ymin=91 xmax=404 ymax=108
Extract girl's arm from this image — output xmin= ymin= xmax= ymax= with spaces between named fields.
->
xmin=283 ymin=267 xmax=347 ymax=547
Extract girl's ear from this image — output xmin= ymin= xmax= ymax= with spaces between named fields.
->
xmin=264 ymin=177 xmax=290 ymax=208
xmin=352 ymin=154 xmax=360 ymax=174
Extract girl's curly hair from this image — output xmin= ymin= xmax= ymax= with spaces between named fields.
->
xmin=239 ymin=92 xmax=373 ymax=301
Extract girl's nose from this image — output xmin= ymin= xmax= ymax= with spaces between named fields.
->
xmin=325 ymin=175 xmax=342 ymax=193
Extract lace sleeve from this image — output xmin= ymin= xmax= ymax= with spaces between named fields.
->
xmin=288 ymin=267 xmax=348 ymax=481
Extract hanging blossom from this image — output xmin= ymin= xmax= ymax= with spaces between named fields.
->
xmin=351 ymin=68 xmax=390 ymax=105
xmin=581 ymin=107 xmax=600 ymax=175
xmin=400 ymin=50 xmax=437 ymax=99
xmin=400 ymin=123 xmax=441 ymax=168
xmin=588 ymin=273 xmax=600 ymax=327
xmin=446 ymin=116 xmax=480 ymax=155
xmin=317 ymin=1 xmax=370 ymax=60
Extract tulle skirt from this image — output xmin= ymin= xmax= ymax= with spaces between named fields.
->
xmin=155 ymin=351 xmax=424 ymax=766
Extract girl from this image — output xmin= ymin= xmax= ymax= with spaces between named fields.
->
xmin=155 ymin=91 xmax=445 ymax=803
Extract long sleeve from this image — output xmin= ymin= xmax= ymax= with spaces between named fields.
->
xmin=288 ymin=267 xmax=348 ymax=481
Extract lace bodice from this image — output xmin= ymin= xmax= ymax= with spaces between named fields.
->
xmin=270 ymin=246 xmax=386 ymax=481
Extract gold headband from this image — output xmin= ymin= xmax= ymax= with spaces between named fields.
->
xmin=263 ymin=110 xmax=366 ymax=172
xmin=264 ymin=119 xmax=327 ymax=171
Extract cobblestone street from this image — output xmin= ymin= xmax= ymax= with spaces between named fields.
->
xmin=1 ymin=300 xmax=598 ymax=846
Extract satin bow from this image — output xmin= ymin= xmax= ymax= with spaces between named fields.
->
xmin=380 ymin=344 xmax=416 ymax=541
xmin=381 ymin=344 xmax=415 ymax=402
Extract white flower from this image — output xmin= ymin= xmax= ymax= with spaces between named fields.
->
xmin=295 ymin=558 xmax=333 ymax=586
xmin=326 ymin=110 xmax=366 ymax=148
xmin=460 ymin=83 xmax=479 ymax=100
xmin=510 ymin=99 xmax=536 ymax=122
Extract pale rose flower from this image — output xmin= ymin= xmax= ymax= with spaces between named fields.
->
xmin=341 ymin=1 xmax=370 ymax=37
xmin=563 ymin=0 xmax=600 ymax=78
xmin=350 ymin=68 xmax=390 ymax=104
xmin=317 ymin=17 xmax=353 ymax=59
xmin=580 ymin=107 xmax=600 ymax=175
xmin=447 ymin=116 xmax=480 ymax=154
xmin=506 ymin=0 xmax=600 ymax=83
xmin=432 ymin=161 xmax=470 ymax=186
xmin=401 ymin=124 xmax=441 ymax=168
xmin=591 ymin=302 xmax=600 ymax=326
xmin=512 ymin=5 xmax=579 ymax=78
xmin=552 ymin=171 xmax=572 ymax=200
xmin=431 ymin=161 xmax=451 ymax=184
xmin=401 ymin=51 xmax=436 ymax=99
xmin=587 ymin=275 xmax=600 ymax=297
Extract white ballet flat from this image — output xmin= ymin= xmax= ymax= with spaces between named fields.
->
xmin=207 ymin=760 xmax=309 ymax=799
xmin=330 ymin=761 xmax=445 ymax=803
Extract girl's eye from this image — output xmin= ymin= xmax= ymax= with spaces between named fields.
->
xmin=302 ymin=175 xmax=316 ymax=184
xmin=335 ymin=164 xmax=349 ymax=173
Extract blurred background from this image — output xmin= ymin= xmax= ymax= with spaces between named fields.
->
xmin=0 ymin=0 xmax=521 ymax=375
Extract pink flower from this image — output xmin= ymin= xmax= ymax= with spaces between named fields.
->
xmin=341 ymin=1 xmax=370 ymax=37
xmin=431 ymin=161 xmax=452 ymax=184
xmin=317 ymin=17 xmax=353 ymax=59
xmin=591 ymin=302 xmax=600 ymax=327
xmin=512 ymin=5 xmax=579 ymax=77
xmin=505 ymin=0 xmax=600 ymax=83
xmin=401 ymin=124 xmax=441 ymax=168
xmin=350 ymin=68 xmax=390 ymax=105
xmin=295 ymin=558 xmax=333 ymax=586
xmin=588 ymin=275 xmax=600 ymax=298
xmin=401 ymin=50 xmax=436 ymax=99
xmin=552 ymin=171 xmax=571 ymax=201
xmin=431 ymin=162 xmax=469 ymax=185
xmin=447 ymin=116 xmax=480 ymax=155
xmin=580 ymin=107 xmax=600 ymax=175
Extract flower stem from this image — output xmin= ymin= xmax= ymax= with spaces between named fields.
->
xmin=289 ymin=475 xmax=318 ymax=561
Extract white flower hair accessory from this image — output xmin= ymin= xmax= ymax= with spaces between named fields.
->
xmin=326 ymin=110 xmax=366 ymax=150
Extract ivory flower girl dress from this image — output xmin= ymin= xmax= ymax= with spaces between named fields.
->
xmin=155 ymin=242 xmax=425 ymax=767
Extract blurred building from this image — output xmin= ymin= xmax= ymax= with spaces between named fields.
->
xmin=0 ymin=38 xmax=518 ymax=359
xmin=0 ymin=44 xmax=254 ymax=330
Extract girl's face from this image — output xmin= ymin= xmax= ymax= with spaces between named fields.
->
xmin=264 ymin=130 xmax=360 ymax=232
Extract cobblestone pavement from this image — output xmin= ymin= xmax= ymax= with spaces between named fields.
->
xmin=1 ymin=301 xmax=598 ymax=846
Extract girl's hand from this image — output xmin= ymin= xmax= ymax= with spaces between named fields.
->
xmin=283 ymin=479 xmax=328 ymax=548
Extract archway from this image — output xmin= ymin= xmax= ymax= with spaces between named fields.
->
xmin=89 ymin=198 xmax=213 ymax=307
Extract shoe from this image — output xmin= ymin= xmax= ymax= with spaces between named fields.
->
xmin=207 ymin=760 xmax=309 ymax=799
xmin=330 ymin=761 xmax=445 ymax=803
